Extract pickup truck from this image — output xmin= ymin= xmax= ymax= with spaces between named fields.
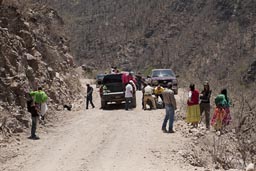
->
xmin=99 ymin=73 xmax=136 ymax=109
xmin=149 ymin=69 xmax=178 ymax=94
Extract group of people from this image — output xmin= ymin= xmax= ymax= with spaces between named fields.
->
xmin=84 ymin=67 xmax=232 ymax=135
xmin=186 ymin=82 xmax=231 ymax=133
xmin=128 ymin=78 xmax=231 ymax=134
xmin=158 ymin=81 xmax=232 ymax=134
xmin=124 ymin=75 xmax=165 ymax=111
xmin=142 ymin=84 xmax=165 ymax=110
xmin=123 ymin=79 xmax=177 ymax=133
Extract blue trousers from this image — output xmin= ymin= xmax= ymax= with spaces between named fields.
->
xmin=162 ymin=104 xmax=175 ymax=131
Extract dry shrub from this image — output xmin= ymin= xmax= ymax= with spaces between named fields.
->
xmin=234 ymin=83 xmax=256 ymax=165
xmin=210 ymin=82 xmax=256 ymax=169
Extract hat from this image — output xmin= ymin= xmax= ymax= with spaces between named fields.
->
xmin=203 ymin=81 xmax=209 ymax=86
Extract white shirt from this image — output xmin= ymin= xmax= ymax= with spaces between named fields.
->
xmin=144 ymin=85 xmax=153 ymax=95
xmin=125 ymin=84 xmax=133 ymax=98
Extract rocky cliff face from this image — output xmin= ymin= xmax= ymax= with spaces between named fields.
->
xmin=0 ymin=3 xmax=82 ymax=137
xmin=48 ymin=0 xmax=256 ymax=84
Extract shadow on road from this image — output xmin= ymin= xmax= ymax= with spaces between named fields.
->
xmin=101 ymin=103 xmax=126 ymax=110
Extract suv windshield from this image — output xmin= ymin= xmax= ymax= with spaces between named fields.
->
xmin=152 ymin=69 xmax=175 ymax=77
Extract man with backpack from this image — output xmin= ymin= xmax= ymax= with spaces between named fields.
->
xmin=26 ymin=93 xmax=40 ymax=140
xmin=30 ymin=87 xmax=48 ymax=121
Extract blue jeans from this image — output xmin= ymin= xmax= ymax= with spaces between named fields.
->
xmin=162 ymin=104 xmax=175 ymax=131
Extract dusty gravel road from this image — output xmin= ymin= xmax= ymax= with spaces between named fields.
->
xmin=1 ymin=84 xmax=204 ymax=171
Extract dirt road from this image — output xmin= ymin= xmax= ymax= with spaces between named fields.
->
xmin=1 ymin=85 xmax=204 ymax=171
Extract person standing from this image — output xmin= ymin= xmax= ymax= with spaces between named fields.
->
xmin=86 ymin=84 xmax=95 ymax=109
xmin=220 ymin=89 xmax=231 ymax=126
xmin=186 ymin=84 xmax=200 ymax=128
xmin=200 ymin=81 xmax=212 ymax=129
xmin=211 ymin=93 xmax=227 ymax=132
xmin=26 ymin=93 xmax=40 ymax=140
xmin=161 ymin=83 xmax=177 ymax=133
xmin=125 ymin=82 xmax=133 ymax=110
xmin=30 ymin=87 xmax=48 ymax=120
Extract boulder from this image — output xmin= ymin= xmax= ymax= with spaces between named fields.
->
xmin=25 ymin=53 xmax=39 ymax=71
xmin=18 ymin=30 xmax=34 ymax=49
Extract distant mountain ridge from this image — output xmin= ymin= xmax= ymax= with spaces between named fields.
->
xmin=47 ymin=0 xmax=255 ymax=84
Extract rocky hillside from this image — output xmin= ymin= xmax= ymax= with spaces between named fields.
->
xmin=0 ymin=2 xmax=82 ymax=138
xmin=47 ymin=0 xmax=255 ymax=82
xmin=45 ymin=0 xmax=256 ymax=169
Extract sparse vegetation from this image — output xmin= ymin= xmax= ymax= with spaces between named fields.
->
xmin=0 ymin=0 xmax=255 ymax=170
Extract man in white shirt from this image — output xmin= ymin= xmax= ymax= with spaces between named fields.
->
xmin=125 ymin=82 xmax=133 ymax=110
xmin=143 ymin=83 xmax=156 ymax=110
